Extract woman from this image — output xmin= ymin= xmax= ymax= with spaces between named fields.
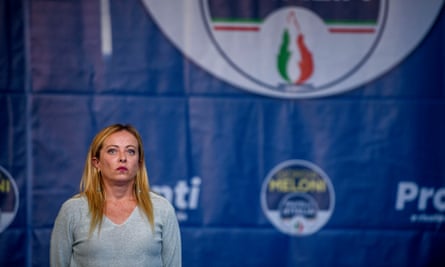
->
xmin=50 ymin=124 xmax=181 ymax=267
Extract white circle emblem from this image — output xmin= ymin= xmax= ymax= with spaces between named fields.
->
xmin=141 ymin=0 xmax=444 ymax=98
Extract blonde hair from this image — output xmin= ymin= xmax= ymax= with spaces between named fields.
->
xmin=79 ymin=124 xmax=154 ymax=235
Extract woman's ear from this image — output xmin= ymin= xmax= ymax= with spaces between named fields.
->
xmin=92 ymin=157 xmax=100 ymax=170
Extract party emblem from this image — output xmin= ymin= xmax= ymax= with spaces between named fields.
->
xmin=141 ymin=0 xmax=444 ymax=98
xmin=0 ymin=166 xmax=19 ymax=233
xmin=202 ymin=0 xmax=385 ymax=92
xmin=261 ymin=160 xmax=335 ymax=236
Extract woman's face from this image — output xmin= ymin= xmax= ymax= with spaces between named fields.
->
xmin=93 ymin=130 xmax=140 ymax=186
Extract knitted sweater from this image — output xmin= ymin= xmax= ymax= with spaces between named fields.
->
xmin=50 ymin=192 xmax=181 ymax=267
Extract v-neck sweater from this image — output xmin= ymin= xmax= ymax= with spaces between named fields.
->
xmin=50 ymin=192 xmax=181 ymax=267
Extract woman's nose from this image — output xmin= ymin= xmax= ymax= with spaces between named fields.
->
xmin=118 ymin=152 xmax=127 ymax=162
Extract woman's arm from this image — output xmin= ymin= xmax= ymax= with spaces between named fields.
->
xmin=50 ymin=201 xmax=75 ymax=267
xmin=161 ymin=200 xmax=182 ymax=267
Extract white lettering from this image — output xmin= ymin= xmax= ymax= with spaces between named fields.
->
xmin=188 ymin=176 xmax=202 ymax=209
xmin=418 ymin=187 xmax=434 ymax=210
xmin=433 ymin=188 xmax=445 ymax=212
xmin=152 ymin=177 xmax=202 ymax=211
xmin=396 ymin=182 xmax=445 ymax=212
xmin=174 ymin=181 xmax=189 ymax=209
xmin=395 ymin=182 xmax=418 ymax=210
xmin=152 ymin=185 xmax=173 ymax=203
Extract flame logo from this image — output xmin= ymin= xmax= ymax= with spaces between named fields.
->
xmin=277 ymin=11 xmax=314 ymax=85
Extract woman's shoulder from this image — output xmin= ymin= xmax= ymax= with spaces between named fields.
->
xmin=54 ymin=195 xmax=89 ymax=225
xmin=149 ymin=192 xmax=179 ymax=228
xmin=59 ymin=195 xmax=88 ymax=212
xmin=150 ymin=191 xmax=172 ymax=207
xmin=149 ymin=191 xmax=176 ymax=215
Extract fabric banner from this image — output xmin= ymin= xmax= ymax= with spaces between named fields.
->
xmin=1 ymin=0 xmax=444 ymax=266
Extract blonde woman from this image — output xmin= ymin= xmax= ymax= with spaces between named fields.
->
xmin=50 ymin=124 xmax=181 ymax=267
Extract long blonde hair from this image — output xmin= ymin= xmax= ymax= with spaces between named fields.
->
xmin=79 ymin=124 xmax=154 ymax=235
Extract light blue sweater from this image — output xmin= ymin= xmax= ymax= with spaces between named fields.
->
xmin=50 ymin=192 xmax=181 ymax=267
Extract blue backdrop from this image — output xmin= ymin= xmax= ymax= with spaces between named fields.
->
xmin=1 ymin=0 xmax=444 ymax=266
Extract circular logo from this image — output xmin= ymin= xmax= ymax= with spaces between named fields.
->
xmin=261 ymin=160 xmax=335 ymax=236
xmin=141 ymin=0 xmax=444 ymax=98
xmin=0 ymin=166 xmax=19 ymax=233
xmin=202 ymin=1 xmax=387 ymax=92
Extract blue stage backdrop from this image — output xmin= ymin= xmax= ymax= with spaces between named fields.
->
xmin=1 ymin=0 xmax=445 ymax=266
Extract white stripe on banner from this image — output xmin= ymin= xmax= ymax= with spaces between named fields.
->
xmin=100 ymin=0 xmax=112 ymax=56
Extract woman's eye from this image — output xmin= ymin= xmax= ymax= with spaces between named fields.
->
xmin=107 ymin=148 xmax=117 ymax=154
xmin=127 ymin=149 xmax=136 ymax=155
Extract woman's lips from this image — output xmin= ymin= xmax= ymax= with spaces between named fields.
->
xmin=117 ymin=166 xmax=128 ymax=171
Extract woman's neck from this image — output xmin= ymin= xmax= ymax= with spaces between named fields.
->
xmin=103 ymin=181 xmax=136 ymax=201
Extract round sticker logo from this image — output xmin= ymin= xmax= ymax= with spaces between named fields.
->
xmin=0 ymin=166 xmax=19 ymax=233
xmin=141 ymin=0 xmax=444 ymax=98
xmin=261 ymin=160 xmax=335 ymax=236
